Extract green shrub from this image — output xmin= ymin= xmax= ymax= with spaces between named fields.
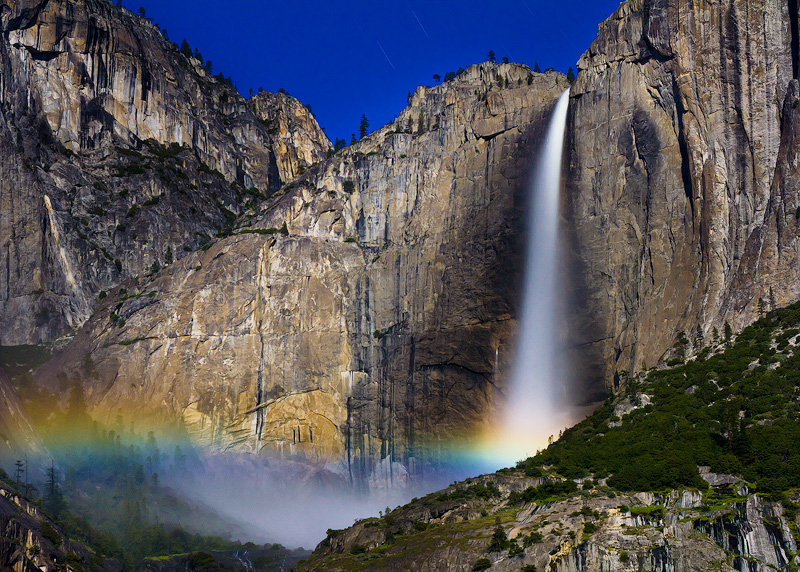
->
xmin=114 ymin=164 xmax=146 ymax=177
xmin=40 ymin=522 xmax=60 ymax=546
xmin=186 ymin=552 xmax=217 ymax=570
xmin=472 ymin=558 xmax=492 ymax=571
xmin=522 ymin=532 xmax=542 ymax=546
xmin=507 ymin=539 xmax=524 ymax=557
xmin=66 ymin=552 xmax=85 ymax=572
xmin=349 ymin=544 xmax=367 ymax=555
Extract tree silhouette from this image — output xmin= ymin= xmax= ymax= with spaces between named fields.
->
xmin=487 ymin=50 xmax=496 ymax=62
xmin=180 ymin=40 xmax=192 ymax=59
xmin=138 ymin=6 xmax=145 ymax=17
xmin=14 ymin=459 xmax=24 ymax=487
xmin=359 ymin=114 xmax=369 ymax=140
xmin=534 ymin=62 xmax=541 ymax=73
xmin=44 ymin=463 xmax=67 ymax=520
xmin=432 ymin=74 xmax=441 ymax=83
xmin=567 ymin=67 xmax=576 ymax=82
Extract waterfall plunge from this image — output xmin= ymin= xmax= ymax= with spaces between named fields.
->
xmin=480 ymin=89 xmax=574 ymax=465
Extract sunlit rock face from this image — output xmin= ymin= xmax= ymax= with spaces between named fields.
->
xmin=36 ymin=62 xmax=569 ymax=486
xmin=0 ymin=0 xmax=330 ymax=344
xmin=565 ymin=0 xmax=800 ymax=391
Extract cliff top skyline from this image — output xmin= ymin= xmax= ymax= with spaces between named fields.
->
xmin=120 ymin=0 xmax=622 ymax=142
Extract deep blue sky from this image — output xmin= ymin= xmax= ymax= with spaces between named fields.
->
xmin=124 ymin=0 xmax=621 ymax=143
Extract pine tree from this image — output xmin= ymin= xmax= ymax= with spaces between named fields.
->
xmin=567 ymin=67 xmax=576 ymax=82
xmin=712 ymin=326 xmax=719 ymax=344
xmin=758 ymin=297 xmax=766 ymax=317
xmin=502 ymin=56 xmax=509 ymax=63
xmin=488 ymin=525 xmax=508 ymax=552
xmin=769 ymin=286 xmax=776 ymax=310
xmin=67 ymin=383 xmax=91 ymax=434
xmin=14 ymin=459 xmax=24 ymax=488
xmin=694 ymin=325 xmax=703 ymax=351
xmin=487 ymin=50 xmax=496 ymax=62
xmin=350 ymin=133 xmax=357 ymax=145
xmin=359 ymin=114 xmax=369 ymax=140
xmin=138 ymin=6 xmax=145 ymax=17
xmin=724 ymin=321 xmax=732 ymax=342
xmin=534 ymin=62 xmax=541 ymax=73
xmin=43 ymin=463 xmax=67 ymax=520
xmin=180 ymin=40 xmax=192 ymax=59
xmin=174 ymin=446 xmax=186 ymax=472
xmin=432 ymin=74 xmax=441 ymax=83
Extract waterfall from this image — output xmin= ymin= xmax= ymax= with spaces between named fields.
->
xmin=476 ymin=89 xmax=573 ymax=465
xmin=505 ymin=88 xmax=572 ymax=455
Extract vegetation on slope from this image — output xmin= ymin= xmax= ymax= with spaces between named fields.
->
xmin=521 ymin=301 xmax=800 ymax=497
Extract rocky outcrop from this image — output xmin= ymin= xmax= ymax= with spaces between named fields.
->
xmin=0 ymin=0 xmax=329 ymax=344
xmin=565 ymin=0 xmax=800 ymax=388
xmin=0 ymin=483 xmax=120 ymax=572
xmin=34 ymin=63 xmax=569 ymax=485
xmin=249 ymin=91 xmax=330 ymax=183
xmin=299 ymin=476 xmax=799 ymax=572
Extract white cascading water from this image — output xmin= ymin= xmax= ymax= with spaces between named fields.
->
xmin=480 ymin=89 xmax=573 ymax=465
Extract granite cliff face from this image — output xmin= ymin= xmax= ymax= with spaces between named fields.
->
xmin=34 ymin=63 xmax=569 ymax=485
xmin=0 ymin=0 xmax=329 ymax=345
xmin=566 ymin=0 xmax=800 ymax=389
xmin=0 ymin=367 xmax=44 ymax=467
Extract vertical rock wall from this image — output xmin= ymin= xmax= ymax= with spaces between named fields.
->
xmin=566 ymin=0 xmax=800 ymax=388
xmin=0 ymin=0 xmax=330 ymax=344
